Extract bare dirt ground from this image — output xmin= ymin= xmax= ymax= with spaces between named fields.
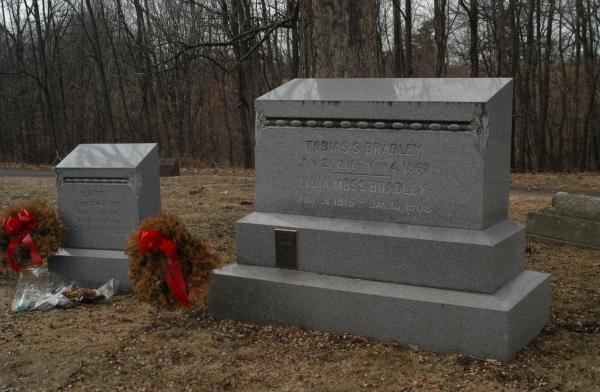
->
xmin=1 ymin=170 xmax=599 ymax=391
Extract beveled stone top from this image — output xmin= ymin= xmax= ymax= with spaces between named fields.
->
xmin=257 ymin=78 xmax=513 ymax=103
xmin=57 ymin=143 xmax=157 ymax=169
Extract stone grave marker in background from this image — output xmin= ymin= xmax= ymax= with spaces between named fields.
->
xmin=527 ymin=192 xmax=600 ymax=248
xmin=160 ymin=158 xmax=180 ymax=177
xmin=208 ymin=78 xmax=551 ymax=362
xmin=49 ymin=143 xmax=161 ymax=290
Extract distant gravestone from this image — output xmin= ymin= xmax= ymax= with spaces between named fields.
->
xmin=160 ymin=158 xmax=180 ymax=177
xmin=208 ymin=78 xmax=551 ymax=362
xmin=527 ymin=192 xmax=600 ymax=248
xmin=49 ymin=144 xmax=161 ymax=290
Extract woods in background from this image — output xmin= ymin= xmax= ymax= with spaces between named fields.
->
xmin=0 ymin=0 xmax=599 ymax=171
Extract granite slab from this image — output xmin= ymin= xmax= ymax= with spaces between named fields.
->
xmin=254 ymin=78 xmax=513 ymax=230
xmin=208 ymin=264 xmax=550 ymax=362
xmin=48 ymin=248 xmax=131 ymax=291
xmin=56 ymin=143 xmax=161 ymax=250
xmin=527 ymin=209 xmax=600 ymax=249
xmin=236 ymin=212 xmax=525 ymax=293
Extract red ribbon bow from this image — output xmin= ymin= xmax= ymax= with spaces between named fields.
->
xmin=2 ymin=209 xmax=43 ymax=273
xmin=139 ymin=229 xmax=188 ymax=307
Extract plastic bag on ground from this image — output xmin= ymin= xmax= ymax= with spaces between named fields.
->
xmin=96 ymin=279 xmax=118 ymax=300
xmin=11 ymin=267 xmax=118 ymax=312
xmin=62 ymin=279 xmax=118 ymax=303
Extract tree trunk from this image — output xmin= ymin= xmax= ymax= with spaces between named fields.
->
xmin=469 ymin=0 xmax=478 ymax=77
xmin=31 ymin=0 xmax=58 ymax=152
xmin=84 ymin=0 xmax=117 ymax=142
xmin=538 ymin=0 xmax=555 ymax=169
xmin=228 ymin=0 xmax=255 ymax=168
xmin=299 ymin=0 xmax=383 ymax=77
xmin=433 ymin=0 xmax=447 ymax=76
xmin=392 ymin=0 xmax=405 ymax=77
xmin=405 ymin=0 xmax=413 ymax=76
xmin=289 ymin=0 xmax=300 ymax=78
xmin=524 ymin=0 xmax=537 ymax=170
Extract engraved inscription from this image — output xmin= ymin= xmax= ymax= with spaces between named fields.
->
xmin=295 ymin=138 xmax=433 ymax=216
xmin=68 ymin=185 xmax=133 ymax=235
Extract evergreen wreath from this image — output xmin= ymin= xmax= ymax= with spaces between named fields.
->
xmin=0 ymin=200 xmax=66 ymax=273
xmin=126 ymin=214 xmax=220 ymax=309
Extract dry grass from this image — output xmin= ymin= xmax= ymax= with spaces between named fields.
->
xmin=0 ymin=163 xmax=54 ymax=171
xmin=512 ymin=172 xmax=600 ymax=193
xmin=1 ymin=170 xmax=599 ymax=391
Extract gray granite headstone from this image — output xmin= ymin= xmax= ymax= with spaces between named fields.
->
xmin=527 ymin=192 xmax=600 ymax=248
xmin=49 ymin=144 xmax=161 ymax=290
xmin=208 ymin=78 xmax=550 ymax=362
xmin=254 ymin=78 xmax=513 ymax=230
xmin=159 ymin=158 xmax=180 ymax=177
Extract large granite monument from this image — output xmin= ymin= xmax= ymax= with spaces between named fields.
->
xmin=208 ymin=79 xmax=550 ymax=361
xmin=49 ymin=143 xmax=161 ymax=290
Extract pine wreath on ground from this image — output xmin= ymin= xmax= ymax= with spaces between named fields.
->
xmin=0 ymin=200 xmax=66 ymax=273
xmin=125 ymin=214 xmax=221 ymax=309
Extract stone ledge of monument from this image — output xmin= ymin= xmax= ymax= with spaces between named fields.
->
xmin=208 ymin=264 xmax=550 ymax=362
xmin=235 ymin=211 xmax=525 ymax=294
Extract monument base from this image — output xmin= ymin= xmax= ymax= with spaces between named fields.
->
xmin=237 ymin=212 xmax=525 ymax=293
xmin=208 ymin=264 xmax=550 ymax=362
xmin=48 ymin=248 xmax=131 ymax=291
xmin=527 ymin=209 xmax=600 ymax=249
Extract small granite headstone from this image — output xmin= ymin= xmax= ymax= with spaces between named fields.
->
xmin=527 ymin=192 xmax=600 ymax=248
xmin=208 ymin=78 xmax=551 ymax=362
xmin=49 ymin=143 xmax=161 ymax=290
xmin=160 ymin=158 xmax=180 ymax=177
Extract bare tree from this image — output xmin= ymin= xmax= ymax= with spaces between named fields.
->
xmin=0 ymin=0 xmax=599 ymax=171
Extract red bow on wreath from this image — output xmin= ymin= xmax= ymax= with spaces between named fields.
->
xmin=139 ymin=229 xmax=189 ymax=307
xmin=2 ymin=209 xmax=43 ymax=273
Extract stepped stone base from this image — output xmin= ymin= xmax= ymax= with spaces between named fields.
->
xmin=237 ymin=212 xmax=525 ymax=293
xmin=48 ymin=248 xmax=130 ymax=291
xmin=208 ymin=264 xmax=550 ymax=362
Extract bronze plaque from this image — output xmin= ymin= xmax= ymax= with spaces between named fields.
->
xmin=275 ymin=229 xmax=298 ymax=269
